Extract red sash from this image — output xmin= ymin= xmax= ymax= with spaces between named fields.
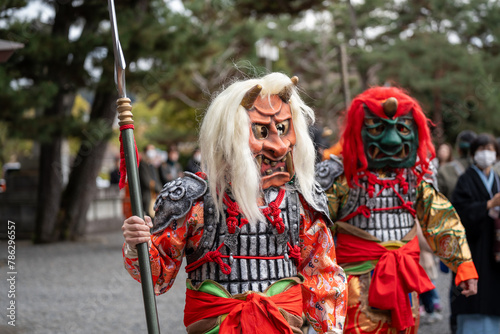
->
xmin=184 ymin=284 xmax=302 ymax=334
xmin=336 ymin=233 xmax=434 ymax=330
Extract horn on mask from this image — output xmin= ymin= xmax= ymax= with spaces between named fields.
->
xmin=382 ymin=97 xmax=398 ymax=118
xmin=278 ymin=76 xmax=299 ymax=102
xmin=240 ymin=84 xmax=262 ymax=110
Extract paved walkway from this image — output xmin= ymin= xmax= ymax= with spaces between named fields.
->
xmin=0 ymin=230 xmax=454 ymax=333
xmin=0 ymin=230 xmax=187 ymax=334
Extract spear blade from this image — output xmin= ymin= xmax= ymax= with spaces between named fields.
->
xmin=108 ymin=0 xmax=126 ymax=98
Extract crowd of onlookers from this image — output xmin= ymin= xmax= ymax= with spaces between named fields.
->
xmin=113 ymin=144 xmax=202 ymax=218
xmin=420 ymin=131 xmax=500 ymax=333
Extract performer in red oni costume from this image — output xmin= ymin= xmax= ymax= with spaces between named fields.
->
xmin=316 ymin=86 xmax=478 ymax=333
xmin=122 ymin=73 xmax=347 ymax=333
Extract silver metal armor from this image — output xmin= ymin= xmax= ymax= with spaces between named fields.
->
xmin=315 ymin=157 xmax=437 ymax=242
xmin=186 ymin=187 xmax=301 ymax=295
xmin=153 ymin=173 xmax=332 ymax=295
xmin=338 ymin=170 xmax=417 ymax=242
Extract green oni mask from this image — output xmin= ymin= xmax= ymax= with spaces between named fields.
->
xmin=361 ymin=107 xmax=418 ymax=169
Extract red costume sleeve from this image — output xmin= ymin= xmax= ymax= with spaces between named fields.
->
xmin=299 ymin=197 xmax=347 ymax=333
xmin=123 ymin=202 xmax=205 ymax=295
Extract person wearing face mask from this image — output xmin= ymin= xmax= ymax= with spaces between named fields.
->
xmin=438 ymin=130 xmax=477 ymax=200
xmin=186 ymin=147 xmax=202 ymax=174
xmin=158 ymin=145 xmax=184 ymax=185
xmin=138 ymin=144 xmax=162 ymax=217
xmin=451 ymin=133 xmax=500 ymax=334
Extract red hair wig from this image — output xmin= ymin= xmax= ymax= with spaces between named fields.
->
xmin=341 ymin=86 xmax=435 ymax=187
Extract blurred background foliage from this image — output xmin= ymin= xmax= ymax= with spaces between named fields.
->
xmin=2 ymin=0 xmax=500 ymax=240
xmin=4 ymin=0 xmax=500 ymax=158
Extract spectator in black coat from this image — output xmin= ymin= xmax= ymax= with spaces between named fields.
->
xmin=451 ymin=133 xmax=500 ymax=334
xmin=139 ymin=144 xmax=162 ymax=217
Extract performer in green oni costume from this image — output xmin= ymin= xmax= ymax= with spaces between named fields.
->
xmin=316 ymin=86 xmax=478 ymax=334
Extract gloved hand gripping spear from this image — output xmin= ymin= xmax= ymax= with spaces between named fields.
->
xmin=108 ymin=1 xmax=160 ymax=333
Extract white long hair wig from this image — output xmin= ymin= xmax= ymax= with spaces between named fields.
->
xmin=199 ymin=72 xmax=317 ymax=224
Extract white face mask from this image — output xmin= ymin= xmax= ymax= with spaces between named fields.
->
xmin=146 ymin=149 xmax=157 ymax=160
xmin=474 ymin=150 xmax=496 ymax=169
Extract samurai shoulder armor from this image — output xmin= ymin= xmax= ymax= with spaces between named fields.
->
xmin=152 ymin=172 xmax=207 ymax=234
xmin=315 ymin=154 xmax=344 ymax=191
xmin=293 ymin=178 xmax=333 ymax=226
xmin=416 ymin=163 xmax=439 ymax=192
xmin=311 ymin=182 xmax=333 ymax=226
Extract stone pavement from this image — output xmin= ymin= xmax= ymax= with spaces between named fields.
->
xmin=0 ymin=230 xmax=454 ymax=333
xmin=0 ymin=230 xmax=187 ymax=334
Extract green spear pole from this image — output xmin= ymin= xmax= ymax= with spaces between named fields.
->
xmin=107 ymin=1 xmax=160 ymax=333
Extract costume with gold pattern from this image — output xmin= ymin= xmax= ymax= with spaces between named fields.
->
xmin=316 ymin=87 xmax=477 ymax=333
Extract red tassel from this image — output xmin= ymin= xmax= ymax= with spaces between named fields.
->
xmin=195 ymin=171 xmax=207 ymax=179
xmin=287 ymin=242 xmax=302 ymax=266
xmin=118 ymin=124 xmax=139 ymax=190
xmin=223 ymin=194 xmax=249 ymax=234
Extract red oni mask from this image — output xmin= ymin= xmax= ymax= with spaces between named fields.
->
xmin=247 ymin=94 xmax=296 ymax=189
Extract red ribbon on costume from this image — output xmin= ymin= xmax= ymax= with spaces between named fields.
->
xmin=185 ymin=244 xmax=232 ymax=275
xmin=362 ymin=170 xmax=410 ymax=198
xmin=118 ymin=124 xmax=140 ymax=190
xmin=340 ymin=171 xmax=416 ymax=222
xmin=185 ymin=243 xmax=301 ymax=275
xmin=223 ymin=194 xmax=249 ymax=234
xmin=222 ymin=188 xmax=286 ymax=234
xmin=287 ymin=242 xmax=302 ymax=266
xmin=183 ymin=284 xmax=303 ymax=333
xmin=336 ymin=233 xmax=434 ymax=330
xmin=261 ymin=188 xmax=286 ymax=234
xmin=339 ymin=205 xmax=372 ymax=222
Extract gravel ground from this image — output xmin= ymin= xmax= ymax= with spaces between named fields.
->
xmin=0 ymin=230 xmax=187 ymax=334
xmin=0 ymin=230 xmax=454 ymax=334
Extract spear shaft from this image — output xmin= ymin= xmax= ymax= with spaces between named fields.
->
xmin=108 ymin=1 xmax=160 ymax=333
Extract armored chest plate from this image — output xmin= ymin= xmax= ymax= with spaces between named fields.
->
xmin=339 ymin=170 xmax=417 ymax=242
xmin=187 ymin=188 xmax=301 ymax=295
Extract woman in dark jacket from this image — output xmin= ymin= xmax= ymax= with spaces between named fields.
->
xmin=451 ymin=133 xmax=500 ymax=334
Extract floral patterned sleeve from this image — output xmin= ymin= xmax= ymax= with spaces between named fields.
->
xmin=415 ymin=181 xmax=477 ymax=284
xmin=122 ymin=202 xmax=205 ymax=295
xmin=299 ymin=197 xmax=347 ymax=334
